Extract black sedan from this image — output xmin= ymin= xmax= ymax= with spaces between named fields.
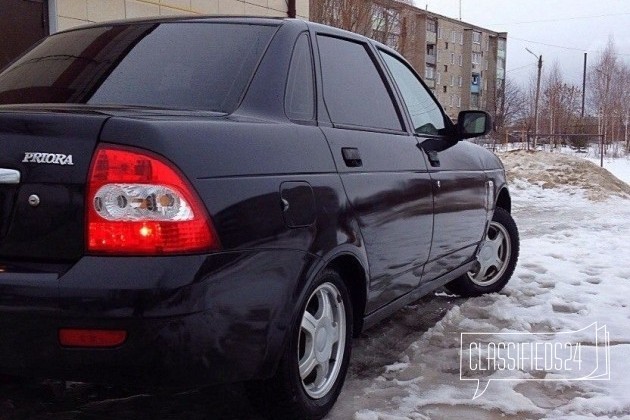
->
xmin=0 ymin=16 xmax=519 ymax=419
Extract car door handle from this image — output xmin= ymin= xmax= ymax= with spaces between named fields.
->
xmin=341 ymin=148 xmax=362 ymax=167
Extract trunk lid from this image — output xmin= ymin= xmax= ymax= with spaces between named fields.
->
xmin=0 ymin=106 xmax=109 ymax=261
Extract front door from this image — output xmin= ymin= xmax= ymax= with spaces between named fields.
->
xmin=377 ymin=50 xmax=487 ymax=283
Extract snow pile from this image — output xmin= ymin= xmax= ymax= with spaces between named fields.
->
xmin=329 ymin=155 xmax=630 ymax=419
xmin=500 ymin=150 xmax=630 ymax=200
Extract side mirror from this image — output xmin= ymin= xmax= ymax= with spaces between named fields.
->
xmin=457 ymin=111 xmax=491 ymax=139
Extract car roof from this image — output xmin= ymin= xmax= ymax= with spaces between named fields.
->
xmin=55 ymin=15 xmax=291 ymax=35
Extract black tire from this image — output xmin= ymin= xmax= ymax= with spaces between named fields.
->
xmin=247 ymin=269 xmax=353 ymax=420
xmin=445 ymin=207 xmax=519 ymax=297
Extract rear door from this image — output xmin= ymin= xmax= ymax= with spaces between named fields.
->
xmin=314 ymin=33 xmax=434 ymax=313
xmin=0 ymin=0 xmax=48 ymax=70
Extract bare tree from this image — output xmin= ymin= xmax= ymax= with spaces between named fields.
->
xmin=494 ymin=77 xmax=526 ymax=135
xmin=540 ymin=61 xmax=582 ymax=147
xmin=587 ymin=37 xmax=624 ymax=153
xmin=310 ymin=0 xmax=408 ymax=50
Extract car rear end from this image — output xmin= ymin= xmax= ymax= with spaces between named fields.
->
xmin=0 ymin=17 xmax=305 ymax=387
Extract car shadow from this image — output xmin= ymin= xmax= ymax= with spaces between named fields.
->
xmin=0 ymin=292 xmax=463 ymax=420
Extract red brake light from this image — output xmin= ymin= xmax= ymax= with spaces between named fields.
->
xmin=87 ymin=145 xmax=220 ymax=255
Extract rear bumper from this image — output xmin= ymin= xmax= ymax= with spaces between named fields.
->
xmin=0 ymin=250 xmax=318 ymax=387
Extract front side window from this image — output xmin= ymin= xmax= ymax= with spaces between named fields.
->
xmin=317 ymin=35 xmax=402 ymax=131
xmin=379 ymin=51 xmax=446 ymax=136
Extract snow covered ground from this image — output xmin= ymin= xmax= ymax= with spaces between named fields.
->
xmin=329 ymin=151 xmax=630 ymax=419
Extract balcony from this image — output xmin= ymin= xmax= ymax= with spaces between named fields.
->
xmin=424 ymin=79 xmax=436 ymax=89
xmin=426 ymin=54 xmax=436 ymax=65
xmin=426 ymin=31 xmax=437 ymax=43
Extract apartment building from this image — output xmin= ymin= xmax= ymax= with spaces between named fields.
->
xmin=430 ymin=16 xmax=507 ymax=121
xmin=310 ymin=0 xmax=507 ymax=122
xmin=399 ymin=8 xmax=506 ymax=121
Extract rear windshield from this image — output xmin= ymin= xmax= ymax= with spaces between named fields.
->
xmin=0 ymin=22 xmax=277 ymax=113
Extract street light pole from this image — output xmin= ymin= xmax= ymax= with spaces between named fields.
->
xmin=526 ymin=48 xmax=542 ymax=149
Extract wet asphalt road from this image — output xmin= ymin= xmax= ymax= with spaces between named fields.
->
xmin=0 ymin=293 xmax=460 ymax=420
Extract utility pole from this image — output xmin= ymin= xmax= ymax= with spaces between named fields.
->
xmin=527 ymin=48 xmax=543 ymax=149
xmin=602 ymin=74 xmax=610 ymax=168
xmin=581 ymin=53 xmax=587 ymax=118
xmin=596 ymin=68 xmax=611 ymax=168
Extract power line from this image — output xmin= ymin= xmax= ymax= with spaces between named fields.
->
xmin=506 ymin=63 xmax=536 ymax=73
xmin=508 ymin=35 xmax=630 ymax=57
xmin=489 ymin=11 xmax=630 ymax=26
xmin=509 ymin=36 xmax=587 ymax=52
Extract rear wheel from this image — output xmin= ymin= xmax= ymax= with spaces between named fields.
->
xmin=248 ymin=269 xmax=352 ymax=420
xmin=446 ymin=207 xmax=519 ymax=297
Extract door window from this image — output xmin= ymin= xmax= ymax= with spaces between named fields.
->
xmin=317 ymin=35 xmax=402 ymax=131
xmin=285 ymin=33 xmax=315 ymax=121
xmin=379 ymin=51 xmax=447 ymax=135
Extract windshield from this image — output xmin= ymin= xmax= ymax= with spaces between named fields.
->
xmin=0 ymin=22 xmax=278 ymax=113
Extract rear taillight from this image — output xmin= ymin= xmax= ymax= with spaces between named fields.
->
xmin=87 ymin=145 xmax=220 ymax=255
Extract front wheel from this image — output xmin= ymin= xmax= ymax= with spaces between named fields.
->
xmin=446 ymin=207 xmax=519 ymax=297
xmin=247 ymin=269 xmax=353 ymax=420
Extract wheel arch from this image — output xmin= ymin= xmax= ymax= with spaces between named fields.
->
xmin=326 ymin=253 xmax=368 ymax=337
xmin=496 ymin=187 xmax=511 ymax=213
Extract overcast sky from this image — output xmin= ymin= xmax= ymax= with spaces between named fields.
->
xmin=412 ymin=0 xmax=630 ymax=87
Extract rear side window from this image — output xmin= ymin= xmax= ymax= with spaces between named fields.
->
xmin=0 ymin=23 xmax=277 ymax=112
xmin=316 ymin=35 xmax=402 ymax=131
xmin=285 ymin=33 xmax=315 ymax=121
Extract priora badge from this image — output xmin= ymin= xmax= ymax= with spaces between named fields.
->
xmin=22 ymin=152 xmax=74 ymax=166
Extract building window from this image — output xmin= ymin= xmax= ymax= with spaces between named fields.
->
xmin=445 ymin=41 xmax=449 ymax=50
xmin=427 ymin=44 xmax=436 ymax=56
xmin=451 ymin=31 xmax=457 ymax=43
xmin=472 ymin=52 xmax=481 ymax=65
xmin=460 ymin=32 xmax=464 ymax=45
xmin=444 ymin=64 xmax=448 ymax=72
xmin=471 ymin=93 xmax=479 ymax=108
xmin=472 ymin=31 xmax=481 ymax=44
xmin=458 ymin=75 xmax=462 ymax=87
xmin=427 ymin=20 xmax=437 ymax=33
xmin=450 ymin=94 xmax=455 ymax=107
xmin=438 ymin=27 xmax=443 ymax=39
xmin=436 ymin=72 xmax=441 ymax=84
xmin=472 ymin=73 xmax=480 ymax=85
xmin=451 ymin=53 xmax=455 ymax=64
xmin=485 ymin=60 xmax=488 ymax=70
xmin=425 ymin=65 xmax=435 ymax=80
xmin=459 ymin=55 xmax=463 ymax=66
xmin=443 ymin=85 xmax=447 ymax=93
xmin=450 ymin=75 xmax=455 ymax=86
xmin=457 ymin=96 xmax=461 ymax=108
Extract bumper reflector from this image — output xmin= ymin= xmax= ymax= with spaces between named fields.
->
xmin=59 ymin=329 xmax=127 ymax=348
